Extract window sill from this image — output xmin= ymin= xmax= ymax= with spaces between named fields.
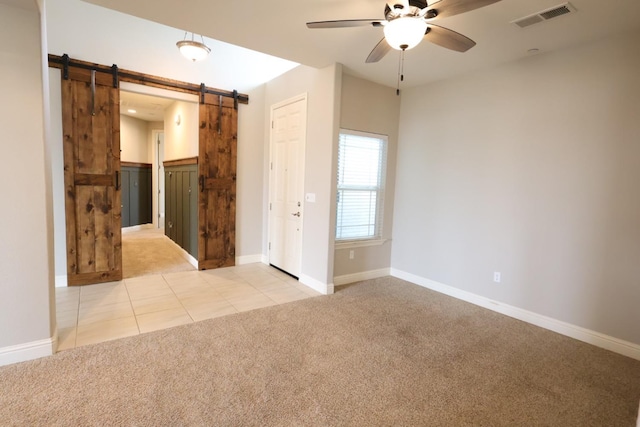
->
xmin=335 ymin=238 xmax=390 ymax=249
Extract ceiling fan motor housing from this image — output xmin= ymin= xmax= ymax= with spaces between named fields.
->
xmin=385 ymin=0 xmax=435 ymax=20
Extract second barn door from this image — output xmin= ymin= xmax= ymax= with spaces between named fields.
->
xmin=198 ymin=94 xmax=237 ymax=269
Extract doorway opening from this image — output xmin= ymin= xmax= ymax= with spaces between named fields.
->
xmin=119 ymin=85 xmax=199 ymax=279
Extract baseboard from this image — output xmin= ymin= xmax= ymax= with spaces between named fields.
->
xmin=236 ymin=254 xmax=263 ymax=265
xmin=55 ymin=275 xmax=67 ymax=288
xmin=0 ymin=336 xmax=56 ymax=367
xmin=299 ymin=273 xmax=334 ymax=295
xmin=181 ymin=252 xmax=198 ymax=269
xmin=390 ymin=268 xmax=640 ymax=361
xmin=122 ymin=224 xmax=154 ymax=233
xmin=164 ymin=238 xmax=198 ymax=268
xmin=261 ymin=254 xmax=269 ymax=265
xmin=334 ymin=268 xmax=390 ymax=286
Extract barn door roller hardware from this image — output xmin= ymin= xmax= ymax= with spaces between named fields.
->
xmin=111 ymin=64 xmax=119 ymax=88
xmin=49 ymin=54 xmax=249 ymax=104
xmin=60 ymin=54 xmax=120 ymax=90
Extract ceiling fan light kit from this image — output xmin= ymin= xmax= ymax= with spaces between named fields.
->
xmin=176 ymin=32 xmax=211 ymax=62
xmin=383 ymin=17 xmax=428 ymax=50
xmin=306 ymin=0 xmax=501 ymax=61
xmin=307 ymin=0 xmax=500 ymax=94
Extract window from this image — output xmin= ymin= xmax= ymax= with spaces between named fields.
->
xmin=336 ymin=129 xmax=387 ymax=241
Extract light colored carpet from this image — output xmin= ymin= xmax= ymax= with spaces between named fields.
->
xmin=122 ymin=228 xmax=195 ymax=278
xmin=2 ymin=277 xmax=639 ymax=426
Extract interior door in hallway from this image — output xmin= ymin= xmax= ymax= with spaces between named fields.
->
xmin=268 ymin=95 xmax=307 ymax=278
xmin=198 ymin=94 xmax=237 ymax=269
xmin=61 ymin=67 xmax=122 ymax=285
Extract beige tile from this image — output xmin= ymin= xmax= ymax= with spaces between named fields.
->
xmin=162 ymin=270 xmax=204 ymax=284
xmin=269 ymin=267 xmax=296 ymax=280
xmin=136 ymin=307 xmax=193 ymax=334
xmin=56 ymin=286 xmax=80 ymax=300
xmin=201 ymin=268 xmax=241 ymax=282
xmin=124 ymin=274 xmax=167 ymax=288
xmin=242 ymin=273 xmax=283 ymax=286
xmin=226 ymin=293 xmax=277 ymax=312
xmin=78 ymin=300 xmax=135 ymax=326
xmin=261 ymin=286 xmax=310 ymax=304
xmin=56 ymin=327 xmax=76 ymax=351
xmin=168 ymin=280 xmax=214 ymax=298
xmin=184 ymin=299 xmax=238 ymax=322
xmin=79 ymin=290 xmax=131 ymax=306
xmin=56 ymin=296 xmax=80 ymax=313
xmin=250 ymin=277 xmax=291 ymax=292
xmin=292 ymin=282 xmax=323 ymax=296
xmin=178 ymin=289 xmax=226 ymax=308
xmin=56 ymin=309 xmax=79 ymax=329
xmin=76 ymin=316 xmax=139 ymax=347
xmin=80 ymin=281 xmax=126 ymax=297
xmin=126 ymin=283 xmax=174 ymax=301
xmin=215 ymin=283 xmax=262 ymax=299
xmin=131 ymin=294 xmax=183 ymax=315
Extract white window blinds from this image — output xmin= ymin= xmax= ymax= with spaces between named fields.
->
xmin=336 ymin=130 xmax=387 ymax=241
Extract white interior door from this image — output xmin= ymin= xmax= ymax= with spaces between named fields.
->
xmin=269 ymin=95 xmax=307 ymax=277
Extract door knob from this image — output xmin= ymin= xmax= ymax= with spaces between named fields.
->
xmin=291 ymin=212 xmax=300 ymax=217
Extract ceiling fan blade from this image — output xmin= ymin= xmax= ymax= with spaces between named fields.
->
xmin=366 ymin=38 xmax=392 ymax=63
xmin=424 ymin=0 xmax=501 ymax=19
xmin=424 ymin=24 xmax=476 ymax=52
xmin=306 ymin=19 xmax=383 ymax=29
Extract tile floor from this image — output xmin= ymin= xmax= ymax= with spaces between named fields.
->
xmin=56 ymin=263 xmax=320 ymax=351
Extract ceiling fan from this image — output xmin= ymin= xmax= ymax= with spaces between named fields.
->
xmin=306 ymin=0 xmax=501 ymax=63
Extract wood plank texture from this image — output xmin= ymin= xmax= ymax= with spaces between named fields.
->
xmin=61 ymin=68 xmax=122 ymax=286
xmin=198 ymin=98 xmax=237 ymax=270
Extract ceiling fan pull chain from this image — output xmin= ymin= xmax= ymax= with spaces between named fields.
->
xmin=396 ymin=49 xmax=406 ymax=96
xmin=396 ymin=50 xmax=402 ymax=96
xmin=401 ymin=48 xmax=405 ymax=83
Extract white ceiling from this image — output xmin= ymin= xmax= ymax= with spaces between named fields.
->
xmin=120 ymin=91 xmax=176 ymax=122
xmin=82 ymin=0 xmax=640 ymax=89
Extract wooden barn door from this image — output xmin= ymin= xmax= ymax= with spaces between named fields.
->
xmin=61 ymin=67 xmax=122 ymax=285
xmin=198 ymin=94 xmax=237 ymax=269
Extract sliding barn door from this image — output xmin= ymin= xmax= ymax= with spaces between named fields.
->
xmin=61 ymin=68 xmax=122 ymax=285
xmin=198 ymin=95 xmax=237 ymax=269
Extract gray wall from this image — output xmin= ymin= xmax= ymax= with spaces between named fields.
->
xmin=0 ymin=1 xmax=54 ymax=355
xmin=334 ymin=74 xmax=400 ymax=279
xmin=392 ymin=29 xmax=640 ymax=346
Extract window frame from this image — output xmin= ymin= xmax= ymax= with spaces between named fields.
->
xmin=335 ymin=128 xmax=388 ymax=244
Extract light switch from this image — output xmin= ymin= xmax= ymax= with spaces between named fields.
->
xmin=305 ymin=193 xmax=316 ymax=203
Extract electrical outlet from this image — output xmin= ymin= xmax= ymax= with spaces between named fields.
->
xmin=493 ymin=272 xmax=501 ymax=283
xmin=349 ymin=250 xmax=355 ymax=260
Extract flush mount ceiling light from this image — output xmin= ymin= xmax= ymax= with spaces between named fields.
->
xmin=383 ymin=17 xmax=427 ymax=51
xmin=176 ymin=32 xmax=211 ymax=62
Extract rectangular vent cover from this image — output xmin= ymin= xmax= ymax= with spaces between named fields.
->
xmin=512 ymin=2 xmax=576 ymax=28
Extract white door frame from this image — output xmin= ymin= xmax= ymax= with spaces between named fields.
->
xmin=268 ymin=93 xmax=308 ymax=277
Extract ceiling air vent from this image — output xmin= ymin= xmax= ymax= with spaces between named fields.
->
xmin=512 ymin=2 xmax=577 ymax=28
